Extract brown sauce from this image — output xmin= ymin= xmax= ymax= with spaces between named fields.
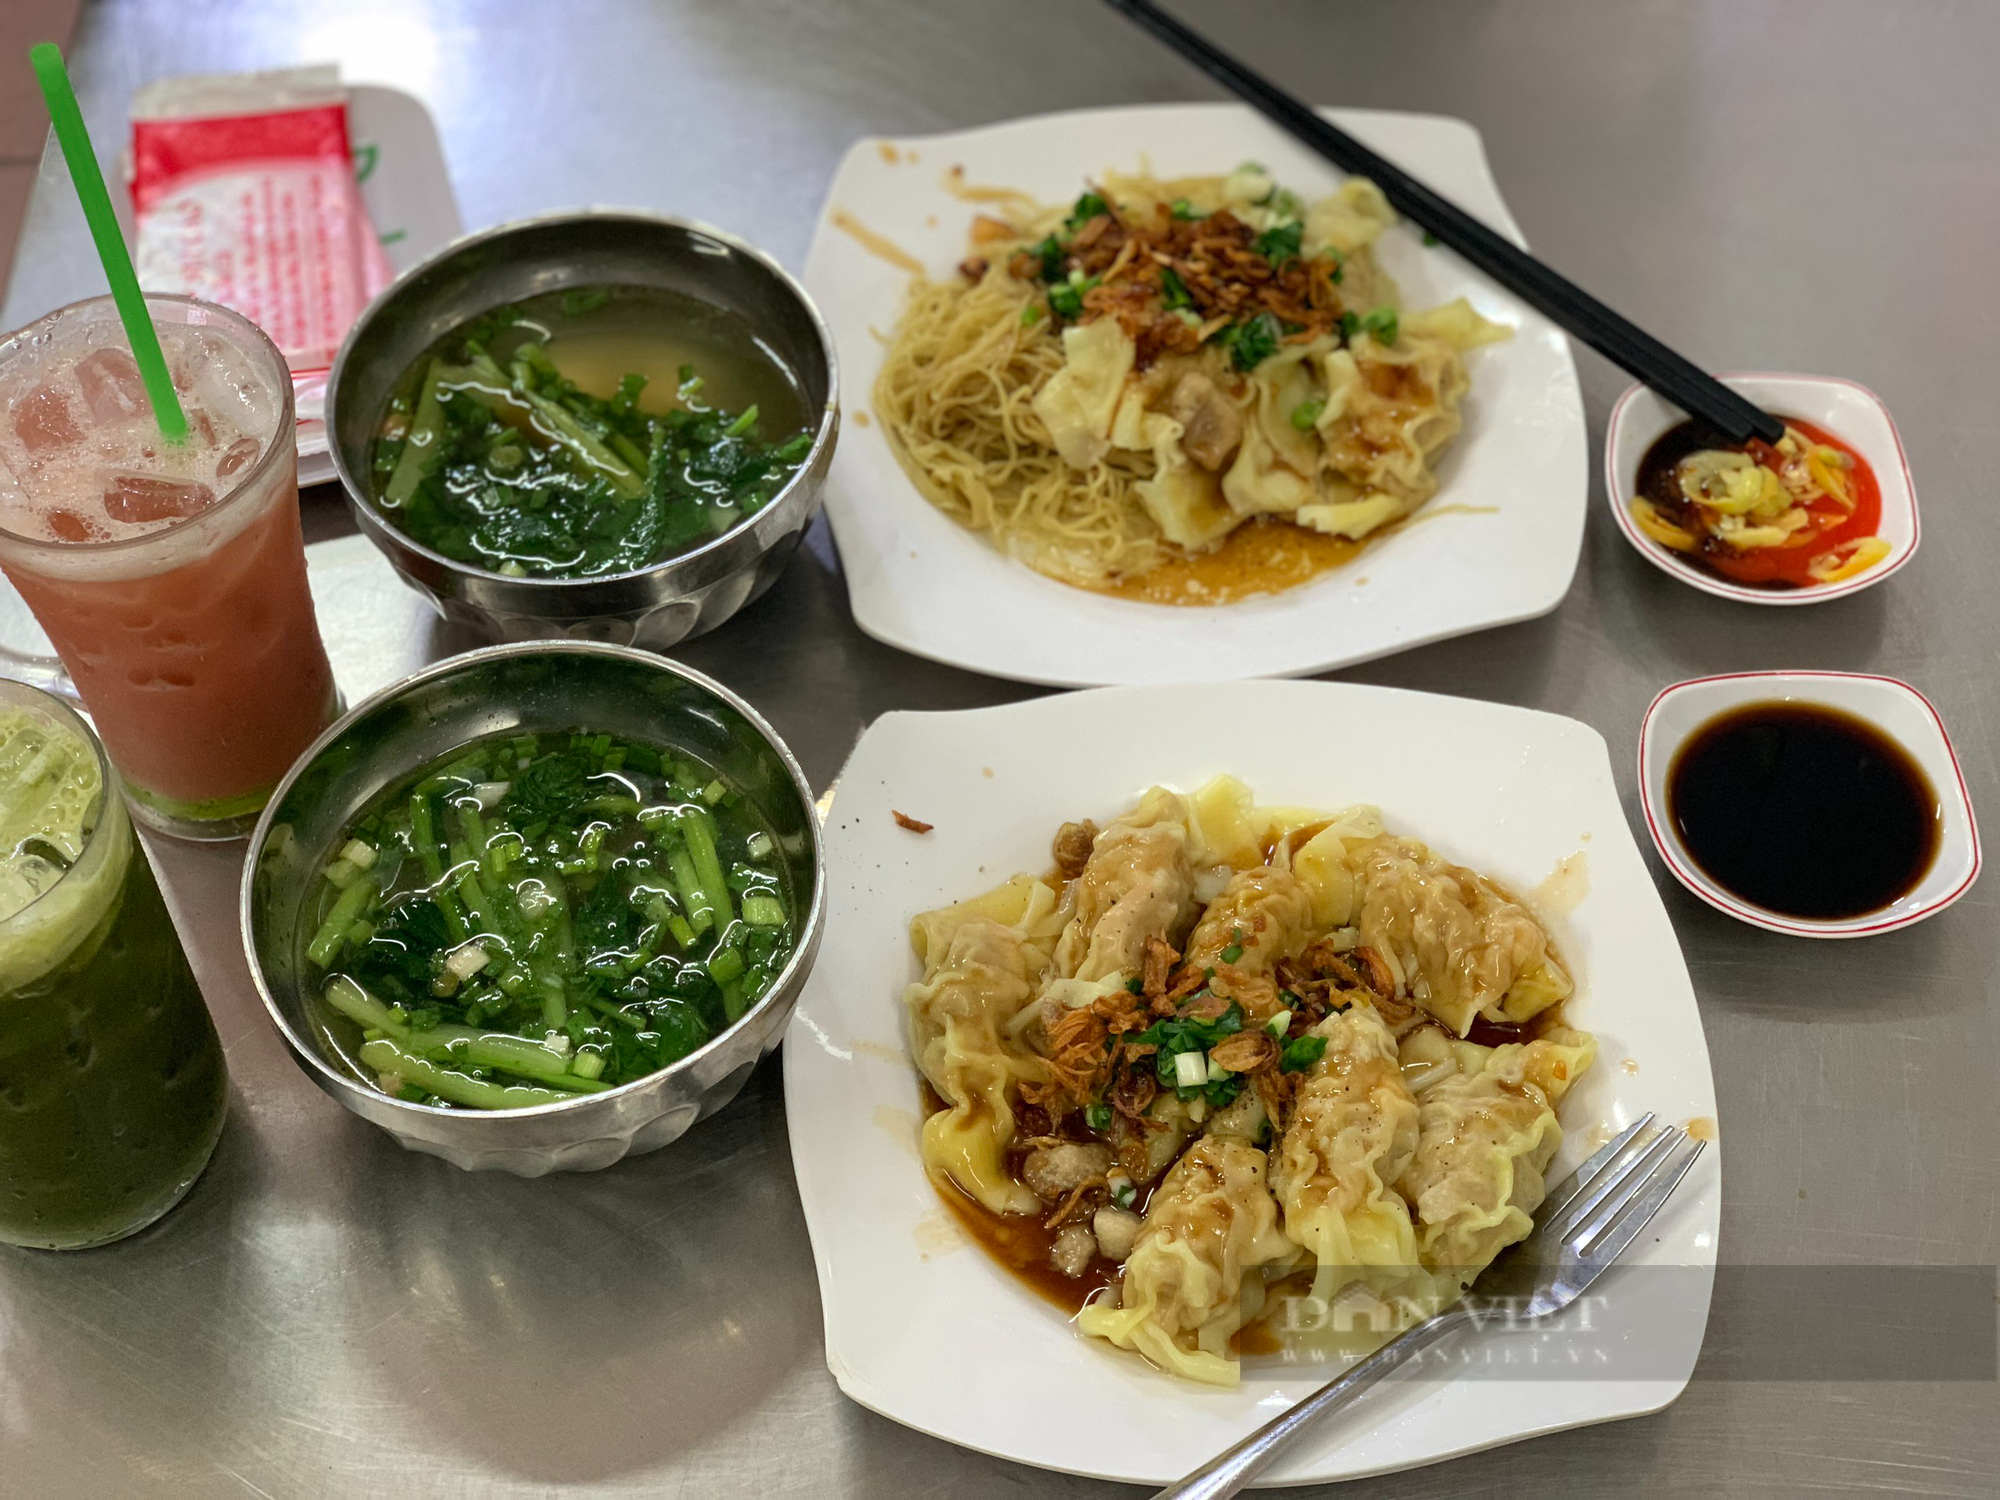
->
xmin=1667 ymin=702 xmax=1939 ymax=919
xmin=828 ymin=208 xmax=926 ymax=276
xmin=931 ymin=1173 xmax=1121 ymax=1316
xmin=1093 ymin=517 xmax=1364 ymax=606
xmin=917 ymin=1080 xmax=1132 ymax=1317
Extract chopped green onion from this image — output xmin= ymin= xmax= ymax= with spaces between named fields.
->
xmin=1279 ymin=1034 xmax=1329 ymax=1073
xmin=1066 ymin=190 xmax=1108 ymax=227
xmin=1253 ymin=221 xmax=1303 ymax=265
xmin=1265 ymin=1010 xmax=1293 ymax=1039
xmin=706 ymin=945 xmax=747 ymax=985
xmin=742 ymin=893 xmax=787 ymax=927
xmin=1158 ymin=265 xmax=1193 ymax=310
xmin=1290 ymin=398 xmax=1326 ymax=431
xmin=1086 ymin=1102 xmax=1113 ymax=1131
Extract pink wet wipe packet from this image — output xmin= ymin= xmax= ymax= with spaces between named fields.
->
xmin=128 ymin=66 xmax=395 ymax=430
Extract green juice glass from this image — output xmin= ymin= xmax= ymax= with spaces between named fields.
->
xmin=0 ymin=681 xmax=226 ymax=1249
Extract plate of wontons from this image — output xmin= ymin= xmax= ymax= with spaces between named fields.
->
xmin=801 ymin=104 xmax=1586 ymax=686
xmin=785 ymin=680 xmax=1719 ymax=1486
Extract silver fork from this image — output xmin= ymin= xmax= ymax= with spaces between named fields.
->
xmin=1152 ymin=1115 xmax=1706 ymax=1499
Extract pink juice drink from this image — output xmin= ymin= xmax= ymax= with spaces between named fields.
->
xmin=0 ymin=295 xmax=336 ymax=838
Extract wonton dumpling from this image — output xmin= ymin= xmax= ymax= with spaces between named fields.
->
xmin=1076 ymin=1135 xmax=1295 ymax=1386
xmin=1031 ymin=318 xmax=1134 ymax=469
xmin=1052 ymin=786 xmax=1197 ymax=983
xmin=1394 ymin=1027 xmax=1597 ymax=1290
xmin=1353 ymin=835 xmax=1572 ymax=1036
xmin=1289 ymin=806 xmax=1386 ymax=929
xmin=905 ymin=917 xmax=1047 ymax=1215
xmin=1270 ymin=1002 xmax=1422 ymax=1303
xmin=1184 ymin=865 xmax=1314 ymax=978
xmin=1318 ymin=332 xmax=1469 ymax=506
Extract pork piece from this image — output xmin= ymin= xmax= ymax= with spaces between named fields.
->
xmin=1165 ymin=370 xmax=1243 ymax=472
xmin=1051 ymin=1223 xmax=1098 ymax=1277
xmin=1093 ymin=1205 xmax=1144 ymax=1262
xmin=1022 ymin=1141 xmax=1113 ymax=1201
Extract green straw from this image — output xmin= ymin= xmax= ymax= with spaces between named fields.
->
xmin=27 ymin=43 xmax=188 ymax=444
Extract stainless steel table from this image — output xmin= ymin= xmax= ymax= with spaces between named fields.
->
xmin=4 ymin=2 xmax=1995 ymax=1495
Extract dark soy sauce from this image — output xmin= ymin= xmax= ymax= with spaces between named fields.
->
xmin=1668 ymin=702 xmax=1940 ymax=919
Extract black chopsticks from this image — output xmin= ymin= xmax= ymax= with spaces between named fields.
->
xmin=1103 ymin=0 xmax=1785 ymax=445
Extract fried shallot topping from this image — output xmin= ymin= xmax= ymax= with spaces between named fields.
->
xmin=892 ymin=809 xmax=934 ymax=833
xmin=1007 ymin=198 xmax=1350 ymax=369
xmin=1052 ymin=819 xmax=1099 ymax=879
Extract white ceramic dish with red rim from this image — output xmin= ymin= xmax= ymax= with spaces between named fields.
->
xmin=1605 ymin=374 xmax=1919 ymax=606
xmin=1638 ymin=671 xmax=1979 ymax=937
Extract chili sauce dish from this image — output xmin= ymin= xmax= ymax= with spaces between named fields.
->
xmin=1605 ymin=374 xmax=1918 ymax=605
xmin=1638 ymin=671 xmax=1978 ymax=937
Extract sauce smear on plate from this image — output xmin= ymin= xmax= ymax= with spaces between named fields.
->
xmin=1667 ymin=703 xmax=1939 ymax=918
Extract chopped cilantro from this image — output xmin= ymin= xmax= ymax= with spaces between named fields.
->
xmin=1279 ymin=1034 xmax=1329 ymax=1073
xmin=1158 ymin=265 xmax=1193 ymax=310
xmin=1125 ymin=975 xmax=1145 ymax=994
xmin=1086 ymin=1101 xmax=1113 ymax=1131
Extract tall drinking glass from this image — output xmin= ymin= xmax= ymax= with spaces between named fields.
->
xmin=0 ymin=680 xmax=226 ymax=1249
xmin=0 ymin=293 xmax=338 ymax=839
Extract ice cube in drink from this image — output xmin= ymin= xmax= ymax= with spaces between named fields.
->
xmin=0 ymin=295 xmax=336 ymax=838
xmin=10 ymin=382 xmax=82 ymax=454
xmin=74 ymin=346 xmax=148 ymax=424
xmin=0 ymin=317 xmax=273 ymax=543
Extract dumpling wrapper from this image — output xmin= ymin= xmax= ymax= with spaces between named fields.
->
xmin=906 ymin=911 xmax=1051 ymax=1215
xmin=1395 ymin=1026 xmax=1598 ymax=1290
xmin=1052 ymin=786 xmax=1198 ymax=983
xmin=1077 ymin=1135 xmax=1296 ymax=1386
xmin=1270 ymin=1002 xmax=1423 ymax=1306
xmin=1352 ymin=834 xmax=1573 ymax=1036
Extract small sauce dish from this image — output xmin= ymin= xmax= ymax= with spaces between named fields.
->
xmin=1638 ymin=671 xmax=1979 ymax=937
xmin=1606 ymin=374 xmax=1919 ymax=605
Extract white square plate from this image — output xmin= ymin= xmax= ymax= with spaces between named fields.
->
xmin=800 ymin=105 xmax=1587 ymax=687
xmin=784 ymin=681 xmax=1720 ymax=1485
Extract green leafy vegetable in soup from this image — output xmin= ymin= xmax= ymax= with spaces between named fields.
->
xmin=367 ymin=285 xmax=814 ymax=580
xmin=302 ymin=729 xmax=798 ymax=1110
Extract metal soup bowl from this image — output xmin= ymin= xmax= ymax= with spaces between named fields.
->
xmin=326 ymin=209 xmax=839 ymax=648
xmin=240 ymin=642 xmax=825 ymax=1175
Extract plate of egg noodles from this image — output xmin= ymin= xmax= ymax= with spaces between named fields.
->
xmin=802 ymin=104 xmax=1587 ymax=685
xmin=783 ymin=680 xmax=1719 ymax=1485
